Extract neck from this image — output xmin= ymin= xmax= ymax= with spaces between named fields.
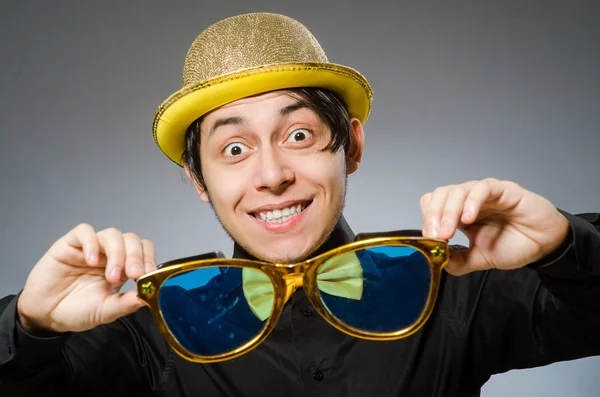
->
xmin=232 ymin=215 xmax=355 ymax=261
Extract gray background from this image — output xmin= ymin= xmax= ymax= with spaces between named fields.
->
xmin=1 ymin=0 xmax=598 ymax=395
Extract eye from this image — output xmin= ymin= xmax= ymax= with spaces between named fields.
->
xmin=223 ymin=142 xmax=249 ymax=157
xmin=285 ymin=129 xmax=311 ymax=143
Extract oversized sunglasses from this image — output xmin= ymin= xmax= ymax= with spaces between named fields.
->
xmin=136 ymin=230 xmax=449 ymax=363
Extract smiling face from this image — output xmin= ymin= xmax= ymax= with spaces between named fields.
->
xmin=186 ymin=90 xmax=364 ymax=263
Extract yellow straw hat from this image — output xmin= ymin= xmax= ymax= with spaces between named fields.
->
xmin=152 ymin=12 xmax=373 ymax=166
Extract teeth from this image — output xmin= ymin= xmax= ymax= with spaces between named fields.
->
xmin=255 ymin=203 xmax=308 ymax=223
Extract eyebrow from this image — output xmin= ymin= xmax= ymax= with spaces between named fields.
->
xmin=207 ymin=100 xmax=309 ymax=139
xmin=207 ymin=116 xmax=245 ymax=139
xmin=279 ymin=101 xmax=308 ymax=118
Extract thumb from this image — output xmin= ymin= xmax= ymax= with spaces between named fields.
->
xmin=444 ymin=247 xmax=490 ymax=276
xmin=99 ymin=290 xmax=145 ymax=324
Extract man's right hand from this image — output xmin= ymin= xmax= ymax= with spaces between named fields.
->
xmin=16 ymin=223 xmax=156 ymax=334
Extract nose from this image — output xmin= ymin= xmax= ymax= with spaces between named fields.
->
xmin=253 ymin=146 xmax=295 ymax=192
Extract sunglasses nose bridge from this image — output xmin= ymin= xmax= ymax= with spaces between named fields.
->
xmin=282 ymin=273 xmax=303 ymax=301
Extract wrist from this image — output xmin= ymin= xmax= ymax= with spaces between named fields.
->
xmin=545 ymin=211 xmax=571 ymax=256
xmin=527 ymin=210 xmax=573 ymax=271
xmin=16 ymin=297 xmax=57 ymax=336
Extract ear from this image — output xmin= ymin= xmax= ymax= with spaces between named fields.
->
xmin=184 ymin=164 xmax=210 ymax=203
xmin=346 ymin=118 xmax=364 ymax=174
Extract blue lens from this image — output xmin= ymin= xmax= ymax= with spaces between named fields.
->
xmin=317 ymin=245 xmax=432 ymax=333
xmin=158 ymin=266 xmax=273 ymax=356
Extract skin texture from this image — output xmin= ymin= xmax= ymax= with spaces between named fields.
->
xmin=185 ymin=91 xmax=364 ymax=263
xmin=419 ymin=178 xmax=570 ymax=276
xmin=16 ymin=90 xmax=569 ymax=335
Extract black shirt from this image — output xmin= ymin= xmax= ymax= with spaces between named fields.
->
xmin=1 ymin=212 xmax=600 ymax=397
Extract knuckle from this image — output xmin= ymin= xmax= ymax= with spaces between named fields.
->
xmin=432 ymin=186 xmax=446 ymax=196
xmin=451 ymin=186 xmax=467 ymax=197
xmin=125 ymin=247 xmax=143 ymax=262
xmin=142 ymin=239 xmax=156 ymax=251
xmin=473 ymin=180 xmax=489 ymax=193
xmin=126 ymin=254 xmax=142 ymax=265
xmin=75 ymin=222 xmax=93 ymax=232
xmin=72 ymin=223 xmax=95 ymax=240
xmin=503 ymin=180 xmax=520 ymax=189
xmin=100 ymin=227 xmax=121 ymax=236
xmin=141 ymin=238 xmax=153 ymax=246
xmin=126 ymin=241 xmax=142 ymax=253
xmin=123 ymin=232 xmax=140 ymax=241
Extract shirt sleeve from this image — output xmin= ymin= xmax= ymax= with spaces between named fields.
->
xmin=451 ymin=211 xmax=600 ymax=391
xmin=0 ymin=293 xmax=160 ymax=397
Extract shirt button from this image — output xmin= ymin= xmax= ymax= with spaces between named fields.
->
xmin=302 ymin=308 xmax=313 ymax=317
xmin=313 ymin=370 xmax=324 ymax=381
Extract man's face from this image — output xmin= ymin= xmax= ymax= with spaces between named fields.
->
xmin=190 ymin=91 xmax=363 ymax=263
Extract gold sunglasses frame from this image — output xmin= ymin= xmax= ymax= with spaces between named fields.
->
xmin=136 ymin=236 xmax=449 ymax=363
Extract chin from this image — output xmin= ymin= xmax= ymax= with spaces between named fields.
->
xmin=246 ymin=230 xmax=322 ymax=263
xmin=251 ymin=238 xmax=316 ymax=263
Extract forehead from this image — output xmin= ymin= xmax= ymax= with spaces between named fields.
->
xmin=199 ymin=90 xmax=321 ymax=137
xmin=203 ymin=91 xmax=298 ymax=121
xmin=219 ymin=90 xmax=294 ymax=110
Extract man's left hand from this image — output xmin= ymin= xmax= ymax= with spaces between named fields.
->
xmin=420 ymin=178 xmax=570 ymax=276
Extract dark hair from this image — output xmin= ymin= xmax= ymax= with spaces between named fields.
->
xmin=181 ymin=87 xmax=353 ymax=190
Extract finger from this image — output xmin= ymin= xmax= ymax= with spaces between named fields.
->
xmin=141 ymin=239 xmax=157 ymax=273
xmin=444 ymin=248 xmax=469 ymax=276
xmin=122 ymin=233 xmax=145 ymax=280
xmin=439 ymin=186 xmax=470 ymax=240
xmin=461 ymin=178 xmax=504 ymax=224
xmin=97 ymin=228 xmax=126 ymax=284
xmin=99 ymin=290 xmax=145 ymax=324
xmin=419 ymin=192 xmax=432 ymax=214
xmin=421 ymin=187 xmax=450 ymax=238
xmin=60 ymin=223 xmax=101 ymax=266
xmin=445 ymin=245 xmax=497 ymax=276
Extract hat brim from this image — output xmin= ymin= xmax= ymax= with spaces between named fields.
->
xmin=153 ymin=62 xmax=373 ymax=167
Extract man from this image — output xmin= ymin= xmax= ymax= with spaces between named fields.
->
xmin=1 ymin=12 xmax=599 ymax=397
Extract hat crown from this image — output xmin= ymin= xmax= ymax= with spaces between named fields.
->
xmin=182 ymin=13 xmax=329 ymax=86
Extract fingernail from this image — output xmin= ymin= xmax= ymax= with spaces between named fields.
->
xmin=464 ymin=204 xmax=475 ymax=220
xmin=109 ymin=267 xmax=120 ymax=280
